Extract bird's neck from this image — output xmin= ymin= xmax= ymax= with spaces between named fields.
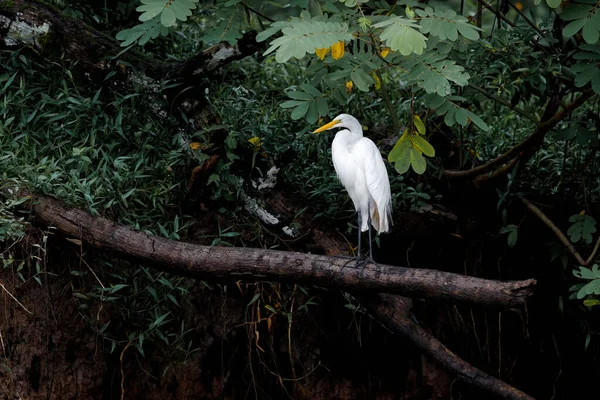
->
xmin=334 ymin=129 xmax=362 ymax=147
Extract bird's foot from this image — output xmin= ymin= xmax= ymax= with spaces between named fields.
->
xmin=334 ymin=255 xmax=360 ymax=271
xmin=334 ymin=255 xmax=376 ymax=272
xmin=355 ymin=256 xmax=376 ymax=274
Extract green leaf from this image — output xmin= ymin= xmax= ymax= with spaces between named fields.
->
xmin=568 ymin=214 xmax=597 ymax=244
xmin=280 ymin=100 xmax=306 ymax=108
xmin=560 ymin=4 xmax=594 ymax=21
xmin=291 ymin=102 xmax=309 ymax=120
xmin=170 ymin=0 xmax=193 ymax=21
xmin=394 ymin=151 xmax=411 ymax=174
xmin=574 ymin=266 xmax=597 ymax=280
xmin=316 ymin=97 xmax=329 ymax=116
xmin=160 ymin=8 xmax=176 ymax=27
xmin=404 ymin=57 xmax=469 ymax=96
xmin=413 ymin=115 xmax=426 ymax=135
xmin=464 ymin=109 xmax=490 ymax=131
xmin=563 ymin=18 xmax=587 ymax=37
xmin=411 ymin=135 xmax=435 ymax=157
xmin=423 ymin=93 xmax=445 ymax=109
xmin=508 ymin=230 xmax=518 ymax=247
xmin=584 ymin=299 xmax=600 ymax=307
xmin=582 ymin=19 xmax=600 ymax=44
xmin=389 ymin=138 xmax=412 ymax=173
xmin=202 ymin=4 xmax=244 ymax=45
xmin=546 ymin=0 xmax=562 ymax=8
xmin=300 ymin=83 xmax=322 ymax=96
xmin=416 ymin=7 xmax=480 ymax=42
xmin=350 ymin=68 xmax=373 ymax=92
xmin=388 ymin=135 xmax=411 ymax=162
xmin=287 ymin=90 xmax=313 ymax=100
xmin=306 ymin=101 xmax=319 ymax=123
xmin=256 ymin=23 xmax=289 ymax=42
xmin=374 ymin=16 xmax=427 ymax=55
xmin=592 ymin=69 xmax=600 ymax=94
xmin=264 ymin=20 xmax=352 ymax=63
xmin=574 ymin=64 xmax=598 ymax=87
xmin=455 ymin=108 xmax=469 ymax=126
xmin=137 ymin=3 xmax=165 ymax=22
xmin=247 ymin=293 xmax=261 ymax=306
xmin=444 ymin=107 xmax=456 ymax=126
xmin=409 ymin=148 xmax=426 ymax=174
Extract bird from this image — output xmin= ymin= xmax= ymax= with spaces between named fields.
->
xmin=313 ymin=113 xmax=392 ymax=264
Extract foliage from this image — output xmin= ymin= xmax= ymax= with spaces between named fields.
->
xmin=5 ymin=0 xmax=600 ymax=382
xmin=388 ymin=114 xmax=435 ymax=175
xmin=0 ymin=194 xmax=27 ymax=244
xmin=568 ymin=213 xmax=597 ymax=244
xmin=500 ymin=224 xmax=519 ymax=248
xmin=0 ymin=48 xmax=195 ymax=359
xmin=571 ymin=264 xmax=600 ymax=301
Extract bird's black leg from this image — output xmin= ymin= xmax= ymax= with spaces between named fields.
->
xmin=356 ymin=203 xmax=375 ymax=273
xmin=367 ymin=204 xmax=373 ymax=260
xmin=356 ymin=212 xmax=362 ymax=259
xmin=339 ymin=212 xmax=362 ymax=271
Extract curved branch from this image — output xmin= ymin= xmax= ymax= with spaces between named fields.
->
xmin=522 ymin=198 xmax=600 ymax=266
xmin=21 ymin=192 xmax=536 ymax=308
xmin=444 ymin=88 xmax=595 ymax=180
xmin=369 ymin=294 xmax=534 ymax=400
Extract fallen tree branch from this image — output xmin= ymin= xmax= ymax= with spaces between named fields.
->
xmin=444 ymin=88 xmax=594 ymax=180
xmin=368 ymin=294 xmax=534 ymax=400
xmin=22 ymin=192 xmax=535 ymax=307
xmin=522 ymin=198 xmax=600 ymax=266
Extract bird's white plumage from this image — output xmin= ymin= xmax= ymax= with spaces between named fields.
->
xmin=314 ymin=114 xmax=392 ymax=234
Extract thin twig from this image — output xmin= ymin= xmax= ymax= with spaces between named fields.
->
xmin=467 ymin=83 xmax=538 ymax=123
xmin=242 ymin=2 xmax=275 ymax=23
xmin=476 ymin=0 xmax=517 ymax=27
xmin=0 ymin=280 xmax=32 ymax=314
xmin=508 ymin=1 xmax=545 ymax=37
xmin=522 ymin=199 xmax=587 ymax=266
xmin=377 ymin=70 xmax=400 ymax=134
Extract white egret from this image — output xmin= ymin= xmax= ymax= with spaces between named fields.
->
xmin=313 ymin=114 xmax=392 ymax=263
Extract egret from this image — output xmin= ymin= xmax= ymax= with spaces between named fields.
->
xmin=313 ymin=114 xmax=392 ymax=264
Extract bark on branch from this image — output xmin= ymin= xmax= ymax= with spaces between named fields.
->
xmin=368 ymin=294 xmax=534 ymax=400
xmin=444 ymin=88 xmax=594 ymax=180
xmin=24 ymin=192 xmax=535 ymax=308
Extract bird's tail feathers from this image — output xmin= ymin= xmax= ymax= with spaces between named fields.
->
xmin=370 ymin=199 xmax=392 ymax=233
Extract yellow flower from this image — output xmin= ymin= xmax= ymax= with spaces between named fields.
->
xmin=189 ymin=142 xmax=201 ymax=150
xmin=380 ymin=47 xmax=390 ymax=58
xmin=331 ymin=41 xmax=345 ymax=60
xmin=345 ymin=81 xmax=353 ymax=93
xmin=315 ymin=47 xmax=330 ymax=60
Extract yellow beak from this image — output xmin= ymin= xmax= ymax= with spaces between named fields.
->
xmin=313 ymin=119 xmax=340 ymax=133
